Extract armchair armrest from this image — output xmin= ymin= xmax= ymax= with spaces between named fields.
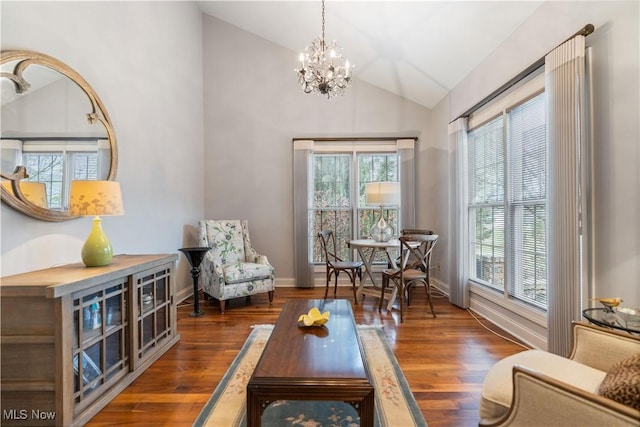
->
xmin=201 ymin=251 xmax=225 ymax=281
xmin=480 ymin=365 xmax=640 ymax=427
xmin=569 ymin=321 xmax=640 ymax=371
xmin=243 ymin=244 xmax=272 ymax=266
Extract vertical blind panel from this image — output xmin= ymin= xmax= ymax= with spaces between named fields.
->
xmin=546 ymin=36 xmax=587 ymax=356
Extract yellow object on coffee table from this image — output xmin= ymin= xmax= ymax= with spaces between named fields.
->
xmin=297 ymin=307 xmax=330 ymax=327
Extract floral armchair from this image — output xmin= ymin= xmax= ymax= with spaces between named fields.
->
xmin=198 ymin=220 xmax=275 ymax=313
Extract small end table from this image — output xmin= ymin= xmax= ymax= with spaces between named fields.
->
xmin=178 ymin=247 xmax=210 ymax=317
xmin=582 ymin=307 xmax=640 ymax=335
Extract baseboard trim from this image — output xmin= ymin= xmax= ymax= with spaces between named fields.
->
xmin=274 ymin=276 xmax=451 ymax=296
xmin=427 ymin=277 xmax=547 ymax=350
xmin=176 ymin=286 xmax=193 ymax=304
xmin=469 ymin=295 xmax=548 ymax=350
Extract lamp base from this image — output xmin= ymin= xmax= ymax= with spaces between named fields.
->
xmin=179 ymin=247 xmax=210 ymax=317
xmin=370 ymin=209 xmax=394 ymax=242
xmin=81 ymin=217 xmax=113 ymax=267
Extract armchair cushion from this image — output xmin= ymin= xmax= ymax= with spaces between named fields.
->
xmin=223 ymin=262 xmax=273 ymax=285
xmin=598 ymin=353 xmax=640 ymax=410
xmin=480 ymin=349 xmax=606 ymax=420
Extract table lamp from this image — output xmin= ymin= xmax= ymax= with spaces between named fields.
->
xmin=365 ymin=181 xmax=399 ymax=242
xmin=1 ymin=180 xmax=48 ymax=208
xmin=69 ymin=180 xmax=124 ymax=267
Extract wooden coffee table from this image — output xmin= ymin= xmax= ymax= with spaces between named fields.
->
xmin=246 ymin=299 xmax=374 ymax=427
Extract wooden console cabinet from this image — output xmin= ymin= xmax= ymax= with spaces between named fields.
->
xmin=0 ymin=254 xmax=180 ymax=426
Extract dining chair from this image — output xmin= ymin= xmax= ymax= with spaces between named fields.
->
xmin=384 ymin=228 xmax=434 ymax=282
xmin=317 ymin=230 xmax=363 ymax=304
xmin=405 ymin=234 xmax=438 ymax=308
xmin=392 ymin=229 xmax=434 ymax=270
xmin=380 ymin=233 xmax=438 ymax=322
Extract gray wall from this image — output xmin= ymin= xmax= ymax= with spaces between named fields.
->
xmin=1 ymin=1 xmax=205 ymax=298
xmin=202 ymin=15 xmax=432 ymax=284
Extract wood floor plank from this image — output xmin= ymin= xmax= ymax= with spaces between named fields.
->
xmin=86 ymin=287 xmax=526 ymax=426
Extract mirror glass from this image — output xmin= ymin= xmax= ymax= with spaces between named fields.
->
xmin=1 ymin=50 xmax=117 ymax=221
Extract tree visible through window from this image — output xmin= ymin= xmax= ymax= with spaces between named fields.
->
xmin=23 ymin=151 xmax=98 ymax=210
xmin=312 ymin=152 xmax=399 ymax=264
xmin=468 ymin=93 xmax=547 ymax=308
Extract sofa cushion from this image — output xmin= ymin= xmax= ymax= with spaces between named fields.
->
xmin=598 ymin=353 xmax=640 ymax=410
xmin=480 ymin=349 xmax=607 ymax=420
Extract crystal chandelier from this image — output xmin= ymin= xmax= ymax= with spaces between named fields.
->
xmin=295 ymin=0 xmax=353 ymax=98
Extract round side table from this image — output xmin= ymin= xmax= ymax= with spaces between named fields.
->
xmin=582 ymin=307 xmax=640 ymax=335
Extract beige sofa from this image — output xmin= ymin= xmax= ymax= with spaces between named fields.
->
xmin=479 ymin=322 xmax=640 ymax=426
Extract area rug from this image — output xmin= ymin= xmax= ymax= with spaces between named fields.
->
xmin=193 ymin=325 xmax=427 ymax=427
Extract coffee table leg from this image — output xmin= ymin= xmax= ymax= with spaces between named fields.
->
xmin=352 ymin=390 xmax=375 ymax=427
xmin=246 ymin=388 xmax=261 ymax=427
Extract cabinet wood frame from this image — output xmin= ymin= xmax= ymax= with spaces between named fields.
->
xmin=1 ymin=254 xmax=180 ymax=426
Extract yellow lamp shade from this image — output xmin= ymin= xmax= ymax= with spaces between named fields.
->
xmin=1 ymin=180 xmax=48 ymax=208
xmin=69 ymin=180 xmax=124 ymax=267
xmin=69 ymin=180 xmax=124 ymax=216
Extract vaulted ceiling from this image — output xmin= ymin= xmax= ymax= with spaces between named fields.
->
xmin=197 ymin=1 xmax=543 ymax=108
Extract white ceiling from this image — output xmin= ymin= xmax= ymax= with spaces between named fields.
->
xmin=197 ymin=1 xmax=543 ymax=108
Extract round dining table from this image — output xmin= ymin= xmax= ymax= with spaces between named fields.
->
xmin=348 ymin=238 xmax=404 ymax=311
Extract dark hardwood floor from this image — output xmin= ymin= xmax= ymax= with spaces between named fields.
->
xmin=86 ymin=287 xmax=527 ymax=427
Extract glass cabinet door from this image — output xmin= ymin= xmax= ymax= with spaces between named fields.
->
xmin=72 ymin=279 xmax=129 ymax=413
xmin=134 ymin=265 xmax=173 ymax=364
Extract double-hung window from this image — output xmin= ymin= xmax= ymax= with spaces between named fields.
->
xmin=0 ymin=138 xmax=109 ymax=210
xmin=467 ymin=72 xmax=547 ymax=309
xmin=22 ymin=141 xmax=101 ymax=210
xmin=311 ymin=150 xmax=399 ymax=264
xmin=293 ymin=138 xmax=416 ymax=286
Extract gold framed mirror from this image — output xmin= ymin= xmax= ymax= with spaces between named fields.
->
xmin=1 ymin=50 xmax=117 ymax=221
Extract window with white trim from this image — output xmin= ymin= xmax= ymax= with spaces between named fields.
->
xmin=293 ymin=138 xmax=416 ymax=287
xmin=21 ymin=140 xmax=102 ymax=209
xmin=311 ymin=150 xmax=399 ymax=263
xmin=467 ymin=73 xmax=547 ymax=309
